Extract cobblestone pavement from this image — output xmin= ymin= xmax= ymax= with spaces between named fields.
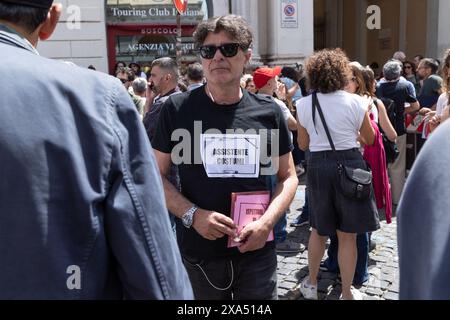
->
xmin=277 ymin=185 xmax=399 ymax=300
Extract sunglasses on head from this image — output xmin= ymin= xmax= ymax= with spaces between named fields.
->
xmin=198 ymin=43 xmax=242 ymax=59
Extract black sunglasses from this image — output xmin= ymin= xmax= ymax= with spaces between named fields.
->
xmin=404 ymin=65 xmax=412 ymax=69
xmin=198 ymin=43 xmax=241 ymax=59
xmin=118 ymin=78 xmax=128 ymax=84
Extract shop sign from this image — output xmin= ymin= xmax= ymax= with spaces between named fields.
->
xmin=127 ymin=42 xmax=195 ymax=53
xmin=115 ymin=34 xmax=197 ymax=57
xmin=106 ymin=0 xmax=204 ymax=24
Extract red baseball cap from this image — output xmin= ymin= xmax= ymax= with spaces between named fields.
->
xmin=253 ymin=66 xmax=282 ymax=89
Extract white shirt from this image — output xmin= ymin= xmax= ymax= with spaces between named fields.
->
xmin=259 ymin=94 xmax=293 ymax=143
xmin=187 ymin=82 xmax=204 ymax=91
xmin=436 ymin=93 xmax=449 ymax=116
xmin=296 ymin=91 xmax=367 ymax=152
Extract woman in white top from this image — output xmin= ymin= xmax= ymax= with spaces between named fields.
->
xmin=296 ymin=49 xmax=379 ymax=300
xmin=430 ymin=49 xmax=450 ymax=132
xmin=348 ymin=62 xmax=397 ymax=142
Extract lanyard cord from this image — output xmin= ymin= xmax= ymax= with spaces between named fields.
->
xmin=195 ymin=261 xmax=234 ymax=291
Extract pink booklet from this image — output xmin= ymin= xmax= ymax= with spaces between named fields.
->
xmin=227 ymin=191 xmax=274 ymax=248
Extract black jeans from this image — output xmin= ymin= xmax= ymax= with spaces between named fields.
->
xmin=182 ymin=247 xmax=278 ymax=300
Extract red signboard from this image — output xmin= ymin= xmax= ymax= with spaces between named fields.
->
xmin=106 ymin=24 xmax=197 ymax=74
xmin=173 ymin=0 xmax=188 ymax=14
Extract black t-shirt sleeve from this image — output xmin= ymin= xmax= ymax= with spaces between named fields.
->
xmin=151 ymin=97 xmax=176 ymax=154
xmin=405 ymin=88 xmax=418 ymax=104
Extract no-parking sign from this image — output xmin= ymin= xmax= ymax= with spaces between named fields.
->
xmin=281 ymin=0 xmax=298 ymax=28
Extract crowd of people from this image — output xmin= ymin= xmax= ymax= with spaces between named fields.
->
xmin=1 ymin=0 xmax=450 ymax=300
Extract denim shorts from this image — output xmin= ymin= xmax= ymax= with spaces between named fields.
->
xmin=307 ymin=149 xmax=380 ymax=236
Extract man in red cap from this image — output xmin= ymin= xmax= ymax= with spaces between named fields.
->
xmin=0 ymin=0 xmax=193 ymax=299
xmin=253 ymin=67 xmax=304 ymax=253
xmin=253 ymin=66 xmax=297 ymax=133
xmin=253 ymin=66 xmax=280 ymax=91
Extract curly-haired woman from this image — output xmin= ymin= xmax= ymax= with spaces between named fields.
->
xmin=296 ymin=49 xmax=380 ymax=300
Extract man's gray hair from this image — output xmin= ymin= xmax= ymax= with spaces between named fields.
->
xmin=193 ymin=15 xmax=253 ymax=50
xmin=393 ymin=51 xmax=406 ymax=62
xmin=383 ymin=60 xmax=402 ymax=81
xmin=132 ymin=78 xmax=148 ymax=94
xmin=151 ymin=57 xmax=179 ymax=81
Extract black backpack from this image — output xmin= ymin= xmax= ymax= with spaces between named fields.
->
xmin=378 ymin=97 xmax=397 ymax=127
xmin=376 ymin=83 xmax=410 ymax=131
xmin=373 ymin=99 xmax=400 ymax=164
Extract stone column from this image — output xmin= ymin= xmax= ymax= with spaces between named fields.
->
xmin=232 ymin=0 xmax=265 ymax=63
xmin=436 ymin=0 xmax=450 ymax=58
xmin=211 ymin=0 xmax=314 ymax=66
xmin=262 ymin=0 xmax=314 ymax=66
xmin=425 ymin=0 xmax=450 ymax=59
xmin=211 ymin=0 xmax=229 ymax=16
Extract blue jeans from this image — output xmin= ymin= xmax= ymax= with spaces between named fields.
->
xmin=274 ymin=213 xmax=287 ymax=243
xmin=324 ymin=233 xmax=369 ymax=285
xmin=266 ymin=175 xmax=287 ymax=243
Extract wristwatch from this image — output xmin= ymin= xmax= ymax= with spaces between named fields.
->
xmin=181 ymin=206 xmax=198 ymax=228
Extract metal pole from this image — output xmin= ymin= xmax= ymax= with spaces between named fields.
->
xmin=176 ymin=12 xmax=182 ymax=66
xmin=206 ymin=0 xmax=214 ymax=18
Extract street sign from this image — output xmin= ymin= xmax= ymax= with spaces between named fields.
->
xmin=281 ymin=0 xmax=298 ymax=28
xmin=173 ymin=0 xmax=188 ymax=14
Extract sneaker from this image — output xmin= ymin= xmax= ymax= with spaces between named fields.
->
xmin=290 ymin=214 xmax=309 ymax=227
xmin=298 ymin=277 xmax=318 ymax=300
xmin=295 ymin=164 xmax=305 ymax=176
xmin=369 ymin=239 xmax=377 ymax=252
xmin=339 ymin=286 xmax=363 ymax=300
xmin=276 ymin=240 xmax=306 ymax=253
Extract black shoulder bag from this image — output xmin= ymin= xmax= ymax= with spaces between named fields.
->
xmin=312 ymin=92 xmax=373 ymax=201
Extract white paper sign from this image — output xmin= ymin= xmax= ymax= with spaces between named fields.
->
xmin=200 ymin=134 xmax=260 ymax=178
xmin=281 ymin=0 xmax=298 ymax=28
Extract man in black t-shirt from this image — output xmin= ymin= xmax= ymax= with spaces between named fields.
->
xmin=143 ymin=57 xmax=180 ymax=142
xmin=152 ymin=15 xmax=298 ymax=300
xmin=376 ymin=60 xmax=420 ymax=205
xmin=417 ymin=58 xmax=443 ymax=110
xmin=143 ymin=57 xmax=181 ymax=235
